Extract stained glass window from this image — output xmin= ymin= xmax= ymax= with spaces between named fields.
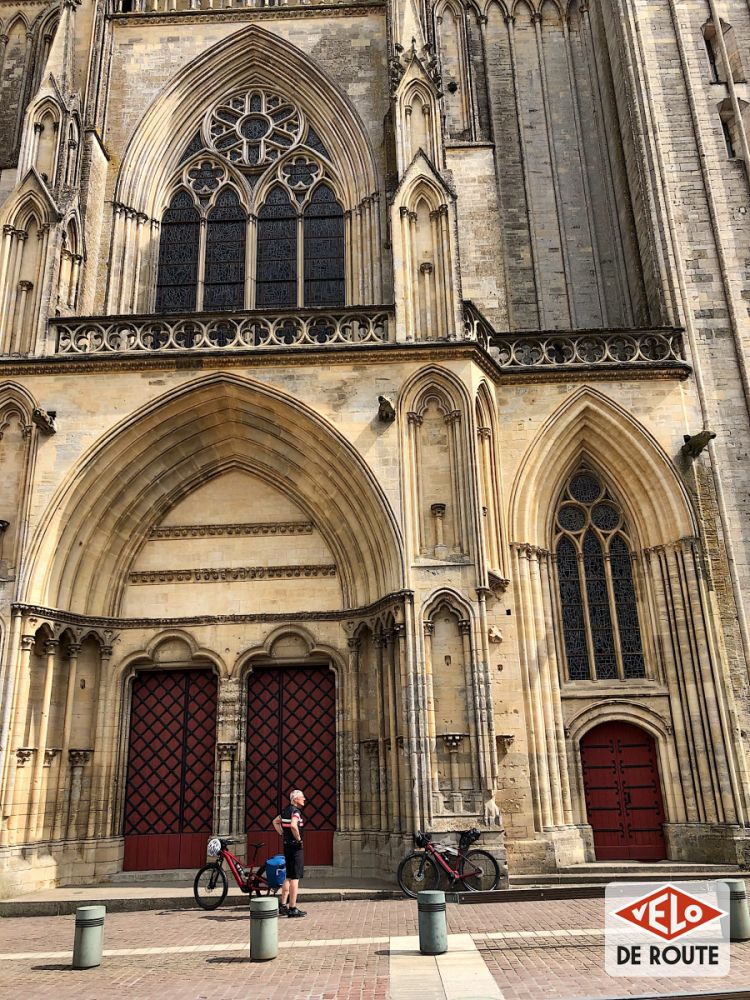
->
xmin=155 ymin=191 xmax=200 ymax=313
xmin=255 ymin=185 xmax=297 ymax=308
xmin=583 ymin=531 xmax=617 ymax=679
xmin=204 ymin=188 xmax=246 ymax=311
xmin=554 ymin=468 xmax=647 ymax=682
xmin=610 ymin=535 xmax=646 ymax=678
xmin=556 ymin=537 xmax=590 ymax=680
xmin=303 ymin=184 xmax=345 ymax=307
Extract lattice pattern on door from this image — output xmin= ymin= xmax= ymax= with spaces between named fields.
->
xmin=246 ymin=666 xmax=336 ymax=865
xmin=123 ymin=669 xmax=217 ymax=870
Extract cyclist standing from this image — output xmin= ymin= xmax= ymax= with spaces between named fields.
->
xmin=272 ymin=788 xmax=307 ymax=918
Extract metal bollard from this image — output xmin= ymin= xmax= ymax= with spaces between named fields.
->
xmin=724 ymin=878 xmax=750 ymax=942
xmin=418 ymin=890 xmax=447 ymax=955
xmin=72 ymin=905 xmax=105 ymax=969
xmin=250 ymin=896 xmax=279 ymax=961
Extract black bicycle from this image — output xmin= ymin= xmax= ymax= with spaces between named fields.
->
xmin=397 ymin=828 xmax=501 ymax=898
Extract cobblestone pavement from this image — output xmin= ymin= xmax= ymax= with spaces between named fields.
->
xmin=0 ymin=897 xmax=748 ymax=999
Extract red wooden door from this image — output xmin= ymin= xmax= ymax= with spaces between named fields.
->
xmin=123 ymin=669 xmax=217 ymax=871
xmin=246 ymin=667 xmax=336 ymax=865
xmin=580 ymin=720 xmax=666 ymax=861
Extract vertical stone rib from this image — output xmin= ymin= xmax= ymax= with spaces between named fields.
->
xmin=529 ymin=547 xmax=564 ymax=827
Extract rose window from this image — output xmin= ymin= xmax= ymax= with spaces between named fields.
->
xmin=207 ymin=91 xmax=302 ymax=169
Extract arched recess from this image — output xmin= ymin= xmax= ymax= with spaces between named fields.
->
xmin=421 ymin=590 xmax=496 ymax=820
xmin=0 ymin=382 xmax=35 ymax=578
xmin=509 ymin=387 xmax=750 ymax=848
xmin=391 ymin=157 xmax=462 ymax=342
xmin=399 ymin=365 xmax=475 ymax=563
xmin=475 ymin=381 xmax=504 ymax=575
xmin=21 ymin=373 xmax=404 ymax=615
xmin=509 ymin=387 xmax=695 ymax=549
xmin=111 ymin=25 xmax=381 ymax=312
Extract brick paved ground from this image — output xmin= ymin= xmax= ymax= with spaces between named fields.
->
xmin=0 ymin=897 xmax=748 ymax=999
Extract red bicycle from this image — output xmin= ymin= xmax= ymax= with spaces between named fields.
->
xmin=193 ymin=837 xmax=281 ymax=910
xmin=397 ymin=828 xmax=500 ymax=897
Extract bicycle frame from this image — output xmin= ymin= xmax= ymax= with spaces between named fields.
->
xmin=423 ymin=841 xmax=481 ymax=882
xmin=217 ymin=842 xmax=272 ymax=893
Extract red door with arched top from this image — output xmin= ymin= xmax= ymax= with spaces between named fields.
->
xmin=246 ymin=666 xmax=336 ymax=865
xmin=580 ymin=720 xmax=667 ymax=861
xmin=123 ymin=669 xmax=217 ymax=870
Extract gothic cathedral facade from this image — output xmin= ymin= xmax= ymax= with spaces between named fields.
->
xmin=0 ymin=0 xmax=749 ymax=893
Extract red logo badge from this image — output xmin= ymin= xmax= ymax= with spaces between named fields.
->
xmin=614 ymin=885 xmax=724 ymax=941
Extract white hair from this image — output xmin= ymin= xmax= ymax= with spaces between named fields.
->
xmin=290 ymin=789 xmax=304 ymax=802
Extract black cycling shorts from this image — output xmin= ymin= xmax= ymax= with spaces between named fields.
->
xmin=284 ymin=843 xmax=304 ymax=880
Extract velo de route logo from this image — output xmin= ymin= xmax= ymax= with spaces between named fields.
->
xmin=605 ymin=881 xmax=730 ymax=977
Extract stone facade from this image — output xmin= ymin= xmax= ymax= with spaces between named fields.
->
xmin=0 ymin=0 xmax=749 ymax=896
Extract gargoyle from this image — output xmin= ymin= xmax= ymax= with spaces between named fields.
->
xmin=681 ymin=430 xmax=715 ymax=458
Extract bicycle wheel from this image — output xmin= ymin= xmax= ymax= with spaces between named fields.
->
xmin=458 ymin=849 xmax=500 ymax=892
xmin=194 ymin=862 xmax=229 ymax=910
xmin=397 ymin=852 xmax=441 ymax=898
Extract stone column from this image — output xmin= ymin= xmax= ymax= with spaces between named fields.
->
xmin=216 ymin=743 xmax=236 ymax=834
xmin=346 ymin=636 xmax=362 ymax=832
xmin=442 ymin=734 xmax=464 ymax=812
xmin=53 ymin=642 xmax=80 ymax=840
xmin=66 ymin=749 xmax=92 ymax=841
xmin=88 ymin=644 xmax=114 ymax=839
xmin=27 ymin=638 xmax=58 ymax=840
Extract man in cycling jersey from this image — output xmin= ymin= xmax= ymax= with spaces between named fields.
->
xmin=272 ymin=788 xmax=306 ymax=918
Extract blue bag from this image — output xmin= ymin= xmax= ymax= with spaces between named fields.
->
xmin=264 ymin=853 xmax=286 ymax=888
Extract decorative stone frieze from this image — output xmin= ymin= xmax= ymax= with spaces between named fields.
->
xmin=128 ymin=564 xmax=337 ymax=584
xmin=149 ymin=521 xmax=313 ymax=540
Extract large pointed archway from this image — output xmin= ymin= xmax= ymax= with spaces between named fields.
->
xmin=21 ymin=372 xmax=404 ymax=615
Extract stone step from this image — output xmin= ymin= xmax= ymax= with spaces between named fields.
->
xmin=510 ymin=867 xmax=742 ymax=887
xmin=555 ymin=861 xmax=742 ymax=874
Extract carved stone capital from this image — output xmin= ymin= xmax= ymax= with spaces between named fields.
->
xmin=44 ymin=748 xmax=61 ymax=767
xmin=458 ymin=619 xmax=471 ymax=636
xmin=496 ymin=734 xmax=515 ymax=753
xmin=15 ymin=747 xmax=35 ymax=766
xmin=423 ymin=621 xmax=435 ymax=637
xmin=68 ymin=748 xmax=93 ymax=767
xmin=217 ymin=742 xmax=236 ymax=761
xmin=20 ymin=635 xmax=36 ymax=653
xmin=442 ymin=733 xmax=465 ymax=751
xmin=347 ymin=636 xmax=361 ymax=651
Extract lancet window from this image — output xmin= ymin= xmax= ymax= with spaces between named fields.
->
xmin=154 ymin=89 xmax=347 ymax=313
xmin=554 ymin=469 xmax=646 ymax=682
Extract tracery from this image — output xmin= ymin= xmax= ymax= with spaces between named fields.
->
xmin=554 ymin=468 xmax=646 ymax=682
xmin=155 ymin=88 xmax=346 ymax=313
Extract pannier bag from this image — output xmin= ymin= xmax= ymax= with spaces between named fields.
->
xmin=264 ymin=854 xmax=287 ymax=888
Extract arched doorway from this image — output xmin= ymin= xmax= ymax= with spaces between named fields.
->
xmin=580 ymin=720 xmax=666 ymax=861
xmin=122 ymin=668 xmax=217 ymax=870
xmin=245 ymin=665 xmax=336 ymax=865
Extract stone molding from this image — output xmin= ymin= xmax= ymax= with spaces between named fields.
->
xmin=148 ymin=521 xmax=313 ymax=540
xmin=128 ymin=564 xmax=337 ymax=585
xmin=12 ymin=590 xmax=414 ymax=629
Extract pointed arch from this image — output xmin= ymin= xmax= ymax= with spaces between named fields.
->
xmin=20 ymin=373 xmax=404 ymax=615
xmin=115 ymin=25 xmax=378 ymax=218
xmin=509 ymin=388 xmax=695 ymax=549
